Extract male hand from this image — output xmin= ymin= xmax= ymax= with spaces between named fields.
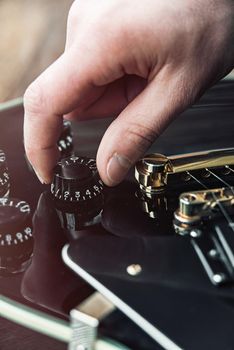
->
xmin=24 ymin=0 xmax=234 ymax=185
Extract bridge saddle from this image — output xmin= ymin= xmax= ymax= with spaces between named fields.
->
xmin=174 ymin=187 xmax=234 ymax=234
xmin=136 ymin=148 xmax=234 ymax=286
xmin=174 ymin=187 xmax=234 ymax=286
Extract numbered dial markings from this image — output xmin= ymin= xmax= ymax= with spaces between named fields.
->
xmin=52 ymin=182 xmax=103 ymax=202
xmin=0 ymin=198 xmax=30 ymax=212
xmin=0 ymin=150 xmax=10 ymax=196
xmin=0 ymin=227 xmax=32 ymax=247
xmin=0 ymin=198 xmax=32 ymax=247
xmin=51 ymin=156 xmax=103 ymax=203
xmin=0 ymin=150 xmax=6 ymax=163
xmin=0 ymin=171 xmax=9 ymax=186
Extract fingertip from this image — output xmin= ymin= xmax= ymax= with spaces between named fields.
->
xmin=34 ymin=170 xmax=46 ymax=185
xmin=106 ymin=153 xmax=132 ymax=186
xmin=33 ymin=166 xmax=54 ymax=185
xmin=97 ymin=148 xmax=132 ymax=187
xmin=26 ymin=145 xmax=60 ymax=185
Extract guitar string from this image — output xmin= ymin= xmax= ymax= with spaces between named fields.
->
xmin=186 ymin=171 xmax=234 ymax=233
xmin=226 ymin=166 xmax=234 ymax=174
xmin=205 ymin=168 xmax=234 ymax=194
xmin=208 ymin=170 xmax=234 ymax=224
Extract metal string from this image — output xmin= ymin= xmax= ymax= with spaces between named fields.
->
xmin=205 ymin=168 xmax=234 ymax=195
xmin=226 ymin=166 xmax=234 ymax=174
xmin=186 ymin=171 xmax=234 ymax=233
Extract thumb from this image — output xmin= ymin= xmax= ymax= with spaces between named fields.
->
xmin=97 ymin=71 xmax=196 ymax=186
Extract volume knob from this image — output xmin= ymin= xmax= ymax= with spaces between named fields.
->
xmin=51 ymin=156 xmax=104 ymax=230
xmin=0 ymin=150 xmax=10 ymax=197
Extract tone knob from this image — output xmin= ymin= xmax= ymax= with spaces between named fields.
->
xmin=0 ymin=197 xmax=33 ymax=275
xmin=51 ymin=155 xmax=104 ymax=230
xmin=0 ymin=150 xmax=10 ymax=197
xmin=57 ymin=120 xmax=73 ymax=157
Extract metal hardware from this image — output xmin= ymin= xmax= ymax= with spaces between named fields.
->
xmin=135 ymin=148 xmax=234 ymax=193
xmin=190 ymin=225 xmax=234 ymax=286
xmin=174 ymin=187 xmax=234 ymax=234
xmin=126 ymin=264 xmax=142 ymax=276
xmin=135 ymin=190 xmax=168 ymax=219
xmin=69 ymin=292 xmax=115 ymax=350
xmin=174 ymin=188 xmax=234 ymax=286
xmin=1 ymin=295 xmax=129 ymax=350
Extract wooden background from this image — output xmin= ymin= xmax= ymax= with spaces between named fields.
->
xmin=0 ymin=0 xmax=233 ymax=103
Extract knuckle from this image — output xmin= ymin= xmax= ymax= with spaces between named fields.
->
xmin=125 ymin=122 xmax=158 ymax=153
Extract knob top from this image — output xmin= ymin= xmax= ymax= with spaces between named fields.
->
xmin=52 ymin=155 xmax=103 ymax=203
xmin=0 ymin=198 xmax=30 ymax=233
xmin=56 ymin=161 xmax=92 ymax=181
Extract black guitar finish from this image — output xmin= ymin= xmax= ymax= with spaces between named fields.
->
xmin=64 ymin=80 xmax=234 ymax=350
xmin=0 ymin=80 xmax=234 ymax=350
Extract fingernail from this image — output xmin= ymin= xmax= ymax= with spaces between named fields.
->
xmin=34 ymin=170 xmax=45 ymax=184
xmin=107 ymin=153 xmax=131 ymax=185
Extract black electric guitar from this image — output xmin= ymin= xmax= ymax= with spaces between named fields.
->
xmin=61 ymin=81 xmax=234 ymax=350
xmin=0 ymin=79 xmax=233 ymax=350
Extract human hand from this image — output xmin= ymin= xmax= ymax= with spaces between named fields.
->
xmin=24 ymin=0 xmax=234 ymax=185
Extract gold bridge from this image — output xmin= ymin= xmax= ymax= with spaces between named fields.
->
xmin=136 ymin=148 xmax=234 ymax=286
xmin=135 ymin=148 xmax=234 ymax=193
xmin=173 ymin=186 xmax=234 ymax=286
xmin=174 ymin=187 xmax=234 ymax=234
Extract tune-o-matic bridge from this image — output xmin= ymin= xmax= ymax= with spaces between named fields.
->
xmin=174 ymin=187 xmax=234 ymax=286
xmin=174 ymin=187 xmax=234 ymax=233
xmin=136 ymin=148 xmax=234 ymax=285
xmin=135 ymin=148 xmax=234 ymax=193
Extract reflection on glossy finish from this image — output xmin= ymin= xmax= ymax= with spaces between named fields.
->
xmin=58 ymin=120 xmax=73 ymax=158
xmin=0 ymin=197 xmax=33 ymax=275
xmin=21 ymin=192 xmax=93 ymax=316
xmin=0 ymin=81 xmax=234 ymax=350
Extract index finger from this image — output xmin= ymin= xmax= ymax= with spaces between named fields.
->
xmin=24 ymin=51 xmax=102 ymax=184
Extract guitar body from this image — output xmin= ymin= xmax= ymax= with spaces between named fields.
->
xmin=63 ymin=80 xmax=234 ymax=350
xmin=0 ymin=80 xmax=233 ymax=350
